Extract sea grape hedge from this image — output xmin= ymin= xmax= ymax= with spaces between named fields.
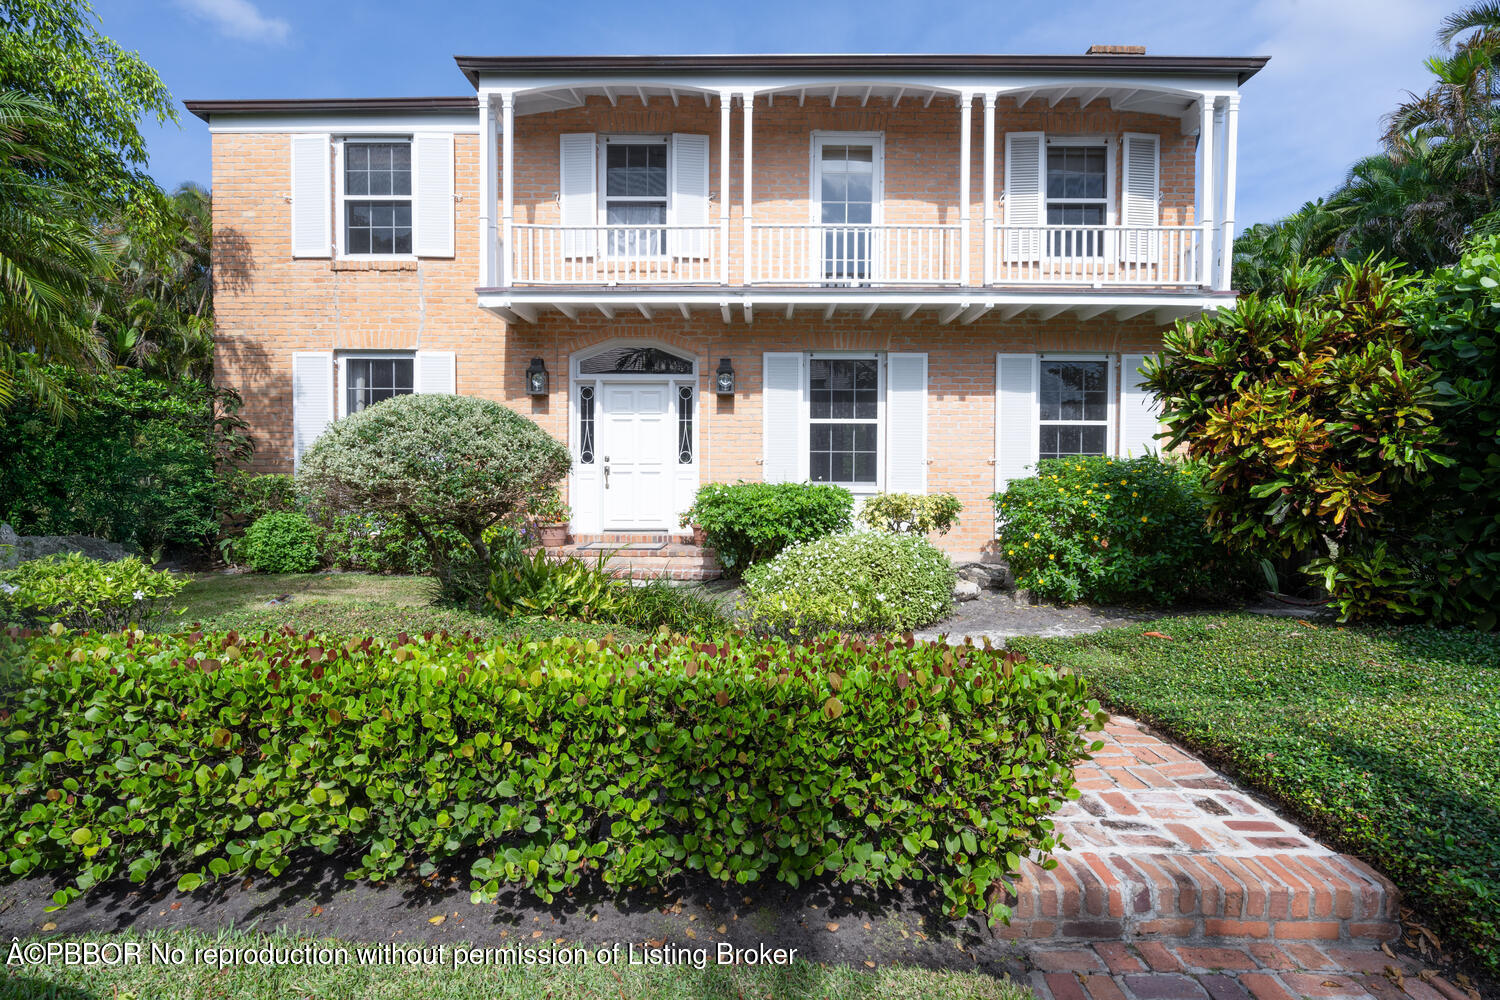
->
xmin=0 ymin=626 xmax=1104 ymax=923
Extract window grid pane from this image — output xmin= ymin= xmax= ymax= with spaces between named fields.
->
xmin=1038 ymin=359 xmax=1109 ymax=461
xmin=346 ymin=357 xmax=414 ymax=414
xmin=344 ymin=142 xmax=412 ymax=257
xmin=605 ymin=143 xmax=668 ymax=256
xmin=808 ymin=358 xmax=879 ymax=485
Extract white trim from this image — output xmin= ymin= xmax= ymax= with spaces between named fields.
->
xmin=207 ymin=115 xmax=477 ymax=135
xmin=334 ymin=135 xmax=417 ymax=261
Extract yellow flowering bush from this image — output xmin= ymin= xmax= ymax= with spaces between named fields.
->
xmin=990 ymin=455 xmax=1251 ymax=604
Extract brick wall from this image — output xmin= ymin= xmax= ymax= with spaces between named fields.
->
xmin=211 ymin=97 xmax=1188 ymax=558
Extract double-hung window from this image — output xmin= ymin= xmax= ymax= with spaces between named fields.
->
xmin=343 ymin=140 xmax=412 ymax=255
xmin=808 ymin=357 xmax=879 ymax=486
xmin=1038 ymin=358 xmax=1110 ymax=460
xmin=343 ymin=355 xmax=414 ymax=415
xmin=603 ymin=140 xmax=667 ymax=257
xmin=1045 ymin=143 xmax=1108 ymax=257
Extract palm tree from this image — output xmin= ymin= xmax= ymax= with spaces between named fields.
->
xmin=0 ymin=90 xmax=110 ymax=415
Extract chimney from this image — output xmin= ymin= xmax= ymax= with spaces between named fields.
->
xmin=1086 ymin=44 xmax=1146 ymax=55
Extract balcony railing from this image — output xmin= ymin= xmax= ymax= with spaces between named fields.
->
xmin=501 ymin=222 xmax=1210 ymax=289
xmin=510 ymin=224 xmax=722 ymax=285
xmin=989 ymin=224 xmax=1207 ymax=287
xmin=749 ymin=223 xmax=962 ymax=285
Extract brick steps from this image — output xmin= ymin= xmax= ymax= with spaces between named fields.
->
xmin=998 ymin=718 xmax=1399 ymax=947
xmin=542 ymin=533 xmax=724 ymax=582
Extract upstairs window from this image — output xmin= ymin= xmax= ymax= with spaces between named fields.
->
xmin=343 ymin=140 xmax=412 ymax=255
xmin=1046 ymin=144 xmax=1107 ymax=256
xmin=604 ymin=141 xmax=667 ymax=256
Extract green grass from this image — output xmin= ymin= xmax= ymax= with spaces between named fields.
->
xmin=1011 ymin=614 xmax=1500 ymax=974
xmin=159 ymin=572 xmax=648 ymax=643
xmin=2 ymin=930 xmax=1030 ymax=1000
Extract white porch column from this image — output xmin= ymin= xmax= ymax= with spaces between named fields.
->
xmin=982 ymin=91 xmax=996 ymax=287
xmin=500 ymin=92 xmax=515 ymax=290
xmin=958 ymin=90 xmax=972 ymax=286
xmin=719 ymin=91 xmax=732 ymax=285
xmin=478 ymin=93 xmax=495 ymax=286
xmin=1218 ymin=94 xmax=1240 ymax=291
xmin=742 ymin=91 xmax=754 ymax=285
xmin=1196 ymin=95 xmax=1215 ymax=289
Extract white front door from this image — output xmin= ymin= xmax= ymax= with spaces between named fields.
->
xmin=600 ymin=382 xmax=673 ymax=530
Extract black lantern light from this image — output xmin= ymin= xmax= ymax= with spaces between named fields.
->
xmin=525 ymin=357 xmax=549 ymax=396
xmin=715 ymin=357 xmax=735 ymax=395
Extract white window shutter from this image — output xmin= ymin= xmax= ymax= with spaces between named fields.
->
xmin=762 ymin=352 xmax=806 ymax=483
xmin=1118 ymin=353 xmax=1160 ymax=457
xmin=292 ymin=352 xmax=334 ymax=470
xmin=995 ymin=353 xmax=1039 ymax=491
xmin=1122 ymin=133 xmax=1161 ymax=264
xmin=668 ymin=133 xmax=711 ymax=258
xmin=412 ymin=133 xmax=455 ymax=258
xmin=559 ymin=133 xmax=597 ymax=258
xmin=415 ymin=351 xmax=456 ymax=394
xmin=1003 ymin=132 xmax=1045 ymax=261
xmin=290 ymin=134 xmax=331 ymax=258
xmin=885 ymin=353 xmax=927 ymax=494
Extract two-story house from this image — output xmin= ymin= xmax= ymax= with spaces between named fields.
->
xmin=187 ymin=49 xmax=1265 ymax=563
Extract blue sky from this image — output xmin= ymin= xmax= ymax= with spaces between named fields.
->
xmin=106 ymin=0 xmax=1446 ymax=229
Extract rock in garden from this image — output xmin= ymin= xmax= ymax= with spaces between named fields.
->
xmin=953 ymin=580 xmax=981 ymax=602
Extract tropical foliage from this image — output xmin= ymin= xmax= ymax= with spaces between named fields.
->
xmin=0 ymin=626 xmax=1105 ymax=924
xmin=0 ymin=553 xmax=183 ymax=630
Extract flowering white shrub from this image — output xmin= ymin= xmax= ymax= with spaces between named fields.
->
xmin=742 ymin=530 xmax=955 ymax=635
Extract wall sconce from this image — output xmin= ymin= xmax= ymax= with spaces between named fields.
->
xmin=526 ymin=357 xmax=549 ymax=396
xmin=715 ymin=358 xmax=735 ymax=395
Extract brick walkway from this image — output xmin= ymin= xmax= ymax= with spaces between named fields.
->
xmin=1010 ymin=719 xmax=1476 ymax=1000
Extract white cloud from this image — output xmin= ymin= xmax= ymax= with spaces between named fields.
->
xmin=175 ymin=0 xmax=290 ymax=44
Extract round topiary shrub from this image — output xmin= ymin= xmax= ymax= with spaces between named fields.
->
xmin=296 ymin=394 xmax=571 ymax=605
xmin=240 ymin=511 xmax=320 ymax=574
xmin=743 ymin=530 xmax=955 ymax=635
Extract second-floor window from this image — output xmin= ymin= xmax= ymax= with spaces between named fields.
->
xmin=604 ymin=141 xmax=667 ymax=256
xmin=1046 ymin=144 xmax=1107 ymax=257
xmin=815 ymin=137 xmax=880 ymax=281
xmin=343 ymin=140 xmax=412 ymax=255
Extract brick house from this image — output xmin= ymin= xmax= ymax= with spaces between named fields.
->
xmin=186 ymin=50 xmax=1264 ymax=562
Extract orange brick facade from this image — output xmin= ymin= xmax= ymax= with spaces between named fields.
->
xmin=211 ymin=96 xmax=1188 ymax=559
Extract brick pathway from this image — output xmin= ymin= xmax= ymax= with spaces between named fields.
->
xmin=1009 ymin=719 xmax=1478 ymax=1000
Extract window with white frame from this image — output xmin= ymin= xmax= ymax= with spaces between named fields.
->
xmin=1046 ymin=143 xmax=1108 ymax=257
xmin=809 ymin=357 xmax=879 ymax=485
xmin=343 ymin=355 xmax=414 ymax=415
xmin=603 ymin=140 xmax=667 ymax=256
xmin=1038 ymin=358 xmax=1109 ymax=460
xmin=818 ymin=143 xmax=876 ymax=279
xmin=342 ymin=140 xmax=412 ymax=255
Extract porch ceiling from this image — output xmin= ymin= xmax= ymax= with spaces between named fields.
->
xmin=475 ymin=288 xmax=1230 ymax=326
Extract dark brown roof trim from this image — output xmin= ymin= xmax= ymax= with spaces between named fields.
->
xmin=454 ymin=53 xmax=1269 ymax=86
xmin=184 ymin=96 xmax=477 ymax=122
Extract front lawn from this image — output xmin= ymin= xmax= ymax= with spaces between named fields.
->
xmin=1011 ymin=615 xmax=1500 ymax=975
xmin=3 ymin=930 xmax=1030 ymax=1000
xmin=160 ymin=571 xmax=646 ymax=642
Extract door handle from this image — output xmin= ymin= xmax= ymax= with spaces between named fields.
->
xmin=603 ymin=456 xmax=610 ymax=489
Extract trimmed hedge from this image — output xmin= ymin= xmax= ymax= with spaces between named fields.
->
xmin=0 ymin=627 xmax=1103 ymax=922
xmin=240 ymin=511 xmax=320 ymax=574
xmin=681 ymin=482 xmax=853 ymax=573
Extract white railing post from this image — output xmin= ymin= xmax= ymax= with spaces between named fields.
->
xmin=478 ymin=93 xmax=493 ymax=286
xmin=982 ymin=91 xmax=996 ymax=287
xmin=742 ymin=91 xmax=754 ymax=288
xmin=1197 ymin=94 xmax=1215 ymax=288
xmin=1218 ymin=94 xmax=1240 ymax=291
xmin=958 ymin=90 xmax=972 ymax=287
xmin=719 ymin=91 xmax=732 ymax=286
xmin=500 ymin=91 xmax=515 ymax=292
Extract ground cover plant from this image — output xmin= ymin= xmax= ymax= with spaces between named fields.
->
xmin=743 ymin=531 xmax=954 ymax=636
xmin=0 ymin=553 xmax=183 ymax=630
xmin=0 ymin=626 xmax=1103 ymax=925
xmin=0 ymin=929 xmax=1032 ymax=1000
xmin=1010 ymin=614 xmax=1500 ymax=974
xmin=682 ymin=482 xmax=853 ymax=573
xmin=992 ymin=455 xmax=1251 ymax=604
